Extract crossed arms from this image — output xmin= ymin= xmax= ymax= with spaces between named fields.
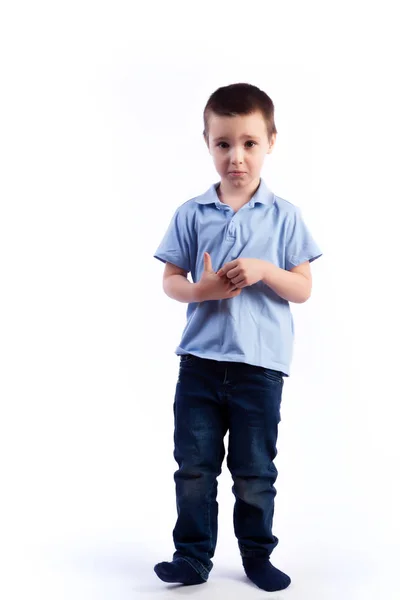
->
xmin=163 ymin=258 xmax=312 ymax=304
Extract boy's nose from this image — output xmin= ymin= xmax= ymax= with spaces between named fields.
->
xmin=230 ymin=149 xmax=244 ymax=164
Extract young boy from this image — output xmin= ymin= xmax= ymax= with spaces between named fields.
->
xmin=152 ymin=82 xmax=323 ymax=592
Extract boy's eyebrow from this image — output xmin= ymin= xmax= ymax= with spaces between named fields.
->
xmin=213 ymin=134 xmax=261 ymax=142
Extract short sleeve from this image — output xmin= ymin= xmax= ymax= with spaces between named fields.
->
xmin=153 ymin=207 xmax=192 ymax=273
xmin=285 ymin=208 xmax=323 ymax=270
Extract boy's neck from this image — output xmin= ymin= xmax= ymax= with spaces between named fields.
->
xmin=217 ymin=177 xmax=261 ymax=209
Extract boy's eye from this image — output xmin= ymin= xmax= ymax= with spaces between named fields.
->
xmin=217 ymin=141 xmax=257 ymax=148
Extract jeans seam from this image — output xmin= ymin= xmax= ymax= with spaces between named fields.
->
xmin=206 ymin=489 xmax=212 ymax=566
xmin=239 ymin=544 xmax=270 ymax=559
xmin=179 ymin=556 xmax=209 ymax=580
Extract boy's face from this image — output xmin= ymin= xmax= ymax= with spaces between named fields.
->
xmin=204 ymin=110 xmax=276 ymax=189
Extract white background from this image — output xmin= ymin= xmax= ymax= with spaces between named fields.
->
xmin=1 ymin=1 xmax=399 ymax=598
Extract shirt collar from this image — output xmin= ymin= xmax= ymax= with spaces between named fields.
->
xmin=195 ymin=177 xmax=275 ymax=209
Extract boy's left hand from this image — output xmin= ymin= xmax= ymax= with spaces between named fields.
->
xmin=216 ymin=258 xmax=266 ymax=289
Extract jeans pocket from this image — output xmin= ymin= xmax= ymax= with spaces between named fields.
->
xmin=261 ymin=368 xmax=283 ymax=384
xmin=179 ymin=354 xmax=196 ymax=365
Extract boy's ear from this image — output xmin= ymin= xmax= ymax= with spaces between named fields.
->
xmin=266 ymin=133 xmax=277 ymax=154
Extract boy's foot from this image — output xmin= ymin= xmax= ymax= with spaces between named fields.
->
xmin=242 ymin=556 xmax=291 ymax=591
xmin=154 ymin=557 xmax=207 ymax=586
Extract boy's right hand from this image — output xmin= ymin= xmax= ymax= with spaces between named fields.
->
xmin=195 ymin=252 xmax=242 ymax=302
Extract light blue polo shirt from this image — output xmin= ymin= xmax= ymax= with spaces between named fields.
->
xmin=154 ymin=177 xmax=322 ymax=376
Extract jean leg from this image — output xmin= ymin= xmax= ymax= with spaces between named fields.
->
xmin=172 ymin=356 xmax=228 ymax=579
xmin=226 ymin=365 xmax=284 ymax=559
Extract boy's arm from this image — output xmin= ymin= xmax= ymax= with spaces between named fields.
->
xmin=261 ymin=260 xmax=312 ymax=303
xmin=163 ymin=262 xmax=200 ymax=303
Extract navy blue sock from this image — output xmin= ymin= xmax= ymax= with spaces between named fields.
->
xmin=242 ymin=556 xmax=291 ymax=592
xmin=154 ymin=557 xmax=207 ymax=586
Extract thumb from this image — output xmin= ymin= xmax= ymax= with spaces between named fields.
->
xmin=204 ymin=251 xmax=213 ymax=272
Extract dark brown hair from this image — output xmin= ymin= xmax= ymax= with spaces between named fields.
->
xmin=203 ymin=82 xmax=277 ymax=144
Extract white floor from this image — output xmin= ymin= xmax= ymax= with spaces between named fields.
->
xmin=1 ymin=469 xmax=397 ymax=600
xmin=0 ymin=534 xmax=393 ymax=600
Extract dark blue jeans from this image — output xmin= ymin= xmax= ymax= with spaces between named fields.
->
xmin=171 ymin=354 xmax=284 ymax=582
